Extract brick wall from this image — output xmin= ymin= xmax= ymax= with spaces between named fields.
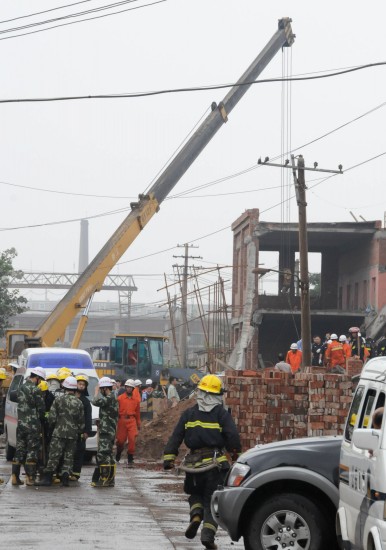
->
xmin=225 ymin=363 xmax=363 ymax=451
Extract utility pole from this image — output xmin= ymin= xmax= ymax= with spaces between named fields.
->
xmin=173 ymin=244 xmax=202 ymax=368
xmin=258 ymin=155 xmax=343 ymax=367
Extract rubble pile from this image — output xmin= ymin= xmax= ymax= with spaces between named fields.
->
xmin=137 ymin=396 xmax=196 ymax=461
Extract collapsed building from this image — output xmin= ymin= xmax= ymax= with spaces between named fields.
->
xmin=230 ymin=209 xmax=386 ymax=370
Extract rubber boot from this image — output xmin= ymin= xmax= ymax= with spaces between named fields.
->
xmin=91 ymin=467 xmax=100 ymax=487
xmin=61 ymin=472 xmax=70 ymax=487
xmin=25 ymin=462 xmax=37 ymax=486
xmin=185 ymin=515 xmax=202 ymax=540
xmin=35 ymin=471 xmax=53 ymax=487
xmin=127 ymin=454 xmax=134 ymax=468
xmin=11 ymin=462 xmax=24 ymax=486
xmin=115 ymin=447 xmax=122 ymax=463
xmin=201 ymin=524 xmax=218 ymax=550
xmin=107 ymin=463 xmax=116 ymax=487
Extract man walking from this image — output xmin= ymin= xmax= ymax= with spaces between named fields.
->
xmin=12 ymin=367 xmax=46 ymax=486
xmin=167 ymin=376 xmax=180 ymax=408
xmin=91 ymin=377 xmax=118 ymax=487
xmin=163 ymin=374 xmax=241 ymax=550
xmin=116 ymin=379 xmax=141 ymax=467
xmin=36 ymin=376 xmax=84 ymax=487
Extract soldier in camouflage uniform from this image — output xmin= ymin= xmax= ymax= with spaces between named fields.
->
xmin=0 ymin=368 xmax=7 ymax=485
xmin=12 ymin=367 xmax=46 ymax=486
xmin=36 ymin=376 xmax=84 ymax=487
xmin=91 ymin=377 xmax=118 ymax=487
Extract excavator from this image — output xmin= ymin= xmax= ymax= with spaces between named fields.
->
xmin=3 ymin=18 xmax=295 ymax=378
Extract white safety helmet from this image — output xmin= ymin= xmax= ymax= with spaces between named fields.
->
xmin=30 ymin=366 xmax=46 ymax=380
xmin=124 ymin=379 xmax=136 ymax=388
xmin=290 ymin=343 xmax=298 ymax=350
xmin=339 ymin=335 xmax=347 ymax=342
xmin=134 ymin=379 xmax=142 ymax=386
xmin=330 ymin=334 xmax=338 ymax=340
xmin=62 ymin=376 xmax=78 ymax=390
xmin=110 ymin=379 xmax=116 ymax=384
xmin=145 ymin=379 xmax=153 ymax=386
xmin=99 ymin=376 xmax=113 ymax=388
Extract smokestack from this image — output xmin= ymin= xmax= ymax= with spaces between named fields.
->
xmin=78 ymin=219 xmax=89 ymax=274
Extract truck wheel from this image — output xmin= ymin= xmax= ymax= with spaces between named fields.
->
xmin=244 ymin=493 xmax=333 ymax=550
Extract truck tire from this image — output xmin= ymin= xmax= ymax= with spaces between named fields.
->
xmin=244 ymin=492 xmax=334 ymax=550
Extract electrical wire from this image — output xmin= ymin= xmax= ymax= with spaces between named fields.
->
xmin=0 ymin=0 xmax=166 ymax=42
xmin=1 ymin=98 xmax=385 ymax=201
xmin=0 ymin=0 xmax=96 ymax=24
xmin=1 ymin=62 xmax=386 ymax=101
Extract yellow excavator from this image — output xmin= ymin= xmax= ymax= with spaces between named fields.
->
xmin=4 ymin=19 xmax=295 ymax=367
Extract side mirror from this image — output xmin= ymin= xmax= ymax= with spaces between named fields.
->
xmin=9 ymin=390 xmax=18 ymax=403
xmin=352 ymin=428 xmax=380 ymax=451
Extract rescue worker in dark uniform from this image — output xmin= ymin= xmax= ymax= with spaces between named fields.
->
xmin=0 ymin=367 xmax=7 ymax=436
xmin=36 ymin=376 xmax=85 ymax=487
xmin=70 ymin=374 xmax=92 ymax=480
xmin=38 ymin=379 xmax=55 ymax=469
xmin=12 ymin=367 xmax=46 ymax=486
xmin=91 ymin=377 xmax=118 ymax=487
xmin=348 ymin=327 xmax=368 ymax=362
xmin=377 ymin=334 xmax=386 ymax=357
xmin=163 ymin=374 xmax=241 ymax=550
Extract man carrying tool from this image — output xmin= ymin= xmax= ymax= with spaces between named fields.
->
xmin=116 ymin=379 xmax=140 ymax=467
xmin=12 ymin=367 xmax=46 ymax=486
xmin=91 ymin=377 xmax=118 ymax=487
xmin=163 ymin=374 xmax=241 ymax=550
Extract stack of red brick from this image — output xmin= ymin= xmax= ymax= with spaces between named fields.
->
xmin=224 ymin=364 xmax=362 ymax=451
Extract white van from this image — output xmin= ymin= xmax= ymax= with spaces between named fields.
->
xmin=337 ymin=356 xmax=386 ymax=550
xmin=4 ymin=348 xmax=99 ymax=462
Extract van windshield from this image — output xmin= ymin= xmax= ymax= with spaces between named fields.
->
xmin=28 ymin=353 xmax=94 ymax=370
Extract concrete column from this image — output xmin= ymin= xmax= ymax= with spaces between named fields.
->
xmin=321 ymin=250 xmax=339 ymax=309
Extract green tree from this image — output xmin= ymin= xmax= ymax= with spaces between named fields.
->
xmin=0 ymin=248 xmax=28 ymax=337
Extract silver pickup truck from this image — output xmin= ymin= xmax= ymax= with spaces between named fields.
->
xmin=211 ymin=436 xmax=341 ymax=550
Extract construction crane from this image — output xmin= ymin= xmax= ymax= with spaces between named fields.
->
xmin=5 ymin=18 xmax=295 ymax=359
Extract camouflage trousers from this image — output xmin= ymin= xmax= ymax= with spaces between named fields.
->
xmin=15 ymin=424 xmax=41 ymax=464
xmin=96 ymin=432 xmax=115 ymax=465
xmin=46 ymin=436 xmax=76 ymax=475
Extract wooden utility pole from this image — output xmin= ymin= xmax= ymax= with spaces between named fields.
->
xmin=291 ymin=154 xmax=311 ymax=366
xmin=258 ymin=155 xmax=343 ymax=367
xmin=173 ymin=244 xmax=201 ymax=368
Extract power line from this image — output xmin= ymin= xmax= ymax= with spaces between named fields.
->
xmin=0 ymin=0 xmax=95 ymax=24
xmin=1 ymin=62 xmax=386 ymax=101
xmin=0 ymin=0 xmax=166 ymax=42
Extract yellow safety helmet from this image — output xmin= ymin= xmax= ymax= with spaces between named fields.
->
xmin=197 ymin=374 xmax=223 ymax=395
xmin=76 ymin=374 xmax=89 ymax=384
xmin=38 ymin=381 xmax=49 ymax=392
xmin=57 ymin=368 xmax=72 ymax=381
xmin=0 ymin=368 xmax=6 ymax=380
xmin=46 ymin=373 xmax=60 ymax=381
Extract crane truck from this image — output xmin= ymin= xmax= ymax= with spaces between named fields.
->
xmin=4 ymin=18 xmax=295 ymax=379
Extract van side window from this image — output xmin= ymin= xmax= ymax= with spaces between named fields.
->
xmin=358 ymin=389 xmax=377 ymax=429
xmin=345 ymin=386 xmax=364 ymax=441
xmin=8 ymin=374 xmax=24 ymax=393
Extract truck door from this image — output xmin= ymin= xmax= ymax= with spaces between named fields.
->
xmin=340 ymin=386 xmax=385 ymax=548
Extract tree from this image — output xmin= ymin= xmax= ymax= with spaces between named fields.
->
xmin=0 ymin=248 xmax=28 ymax=337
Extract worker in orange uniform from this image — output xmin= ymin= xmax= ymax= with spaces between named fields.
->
xmin=116 ymin=379 xmax=141 ymax=468
xmin=325 ymin=333 xmax=348 ymax=374
xmin=285 ymin=343 xmax=302 ymax=373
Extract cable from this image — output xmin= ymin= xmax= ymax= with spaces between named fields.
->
xmin=1 ymin=99 xmax=384 ymax=201
xmin=0 ymin=0 xmax=166 ymax=42
xmin=0 ymin=0 xmax=95 ymax=24
xmin=2 ymin=62 xmax=386 ymax=100
xmin=0 ymin=0 xmax=140 ymax=35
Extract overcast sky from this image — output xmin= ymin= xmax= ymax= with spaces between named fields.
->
xmin=1 ymin=0 xmax=386 ymax=307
